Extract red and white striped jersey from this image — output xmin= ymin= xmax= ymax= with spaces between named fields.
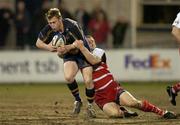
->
xmin=92 ymin=48 xmax=114 ymax=91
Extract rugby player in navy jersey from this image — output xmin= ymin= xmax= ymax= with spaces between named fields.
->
xmin=70 ymin=35 xmax=177 ymax=119
xmin=36 ymin=8 xmax=95 ymax=118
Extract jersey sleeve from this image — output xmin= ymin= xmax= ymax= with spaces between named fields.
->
xmin=64 ymin=18 xmax=90 ymax=50
xmin=65 ymin=18 xmax=84 ymax=41
xmin=92 ymin=48 xmax=105 ymax=59
xmin=38 ymin=25 xmax=55 ymax=43
xmin=172 ymin=12 xmax=180 ymax=28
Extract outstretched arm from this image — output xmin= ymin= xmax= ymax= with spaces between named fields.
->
xmin=56 ymin=44 xmax=76 ymax=56
xmin=172 ymin=26 xmax=180 ymax=44
xmin=171 ymin=26 xmax=180 ymax=54
xmin=73 ymin=40 xmax=101 ymax=65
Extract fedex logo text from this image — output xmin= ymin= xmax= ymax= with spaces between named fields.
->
xmin=125 ymin=54 xmax=171 ymax=69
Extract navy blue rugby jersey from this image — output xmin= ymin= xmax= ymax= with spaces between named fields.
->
xmin=38 ymin=18 xmax=90 ymax=51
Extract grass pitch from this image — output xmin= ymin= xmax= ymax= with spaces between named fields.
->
xmin=0 ymin=82 xmax=179 ymax=125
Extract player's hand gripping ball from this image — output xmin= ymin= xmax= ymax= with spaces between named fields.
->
xmin=52 ymin=33 xmax=66 ymax=48
xmin=52 ymin=32 xmax=79 ymax=55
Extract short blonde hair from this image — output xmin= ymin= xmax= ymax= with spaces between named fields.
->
xmin=45 ymin=8 xmax=62 ymax=20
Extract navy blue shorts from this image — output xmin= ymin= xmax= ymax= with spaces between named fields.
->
xmin=63 ymin=54 xmax=91 ymax=69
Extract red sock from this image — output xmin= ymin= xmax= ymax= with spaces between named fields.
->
xmin=140 ymin=100 xmax=164 ymax=116
xmin=172 ymin=82 xmax=180 ymax=93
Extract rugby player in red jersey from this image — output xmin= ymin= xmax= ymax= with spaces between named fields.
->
xmin=71 ymin=35 xmax=177 ymax=119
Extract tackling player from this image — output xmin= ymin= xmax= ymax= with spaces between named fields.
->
xmin=36 ymin=8 xmax=96 ymax=118
xmin=166 ymin=12 xmax=180 ymax=106
xmin=71 ymin=36 xmax=177 ymax=119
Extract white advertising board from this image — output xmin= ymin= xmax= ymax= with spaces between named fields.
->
xmin=0 ymin=49 xmax=179 ymax=83
xmin=106 ymin=49 xmax=180 ymax=81
xmin=0 ymin=51 xmax=65 ymax=83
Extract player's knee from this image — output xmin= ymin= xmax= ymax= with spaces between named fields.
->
xmin=127 ymin=100 xmax=141 ymax=108
xmin=64 ymin=76 xmax=74 ymax=83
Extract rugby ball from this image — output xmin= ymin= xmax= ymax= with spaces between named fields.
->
xmin=52 ymin=33 xmax=66 ymax=47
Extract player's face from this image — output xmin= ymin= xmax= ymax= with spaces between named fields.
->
xmin=87 ymin=37 xmax=96 ymax=49
xmin=47 ymin=16 xmax=63 ymax=32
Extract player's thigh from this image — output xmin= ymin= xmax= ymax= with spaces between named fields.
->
xmin=119 ymin=91 xmax=139 ymax=107
xmin=103 ymin=102 xmax=123 ymax=117
xmin=64 ymin=61 xmax=79 ymax=80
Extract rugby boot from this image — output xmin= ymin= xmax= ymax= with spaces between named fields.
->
xmin=163 ymin=110 xmax=177 ymax=119
xmin=166 ymin=86 xmax=177 ymax=106
xmin=87 ymin=103 xmax=96 ymax=118
xmin=72 ymin=101 xmax=82 ymax=115
xmin=120 ymin=107 xmax=138 ymax=118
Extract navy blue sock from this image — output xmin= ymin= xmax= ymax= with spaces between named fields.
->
xmin=86 ymin=88 xmax=95 ymax=103
xmin=67 ymin=80 xmax=81 ymax=102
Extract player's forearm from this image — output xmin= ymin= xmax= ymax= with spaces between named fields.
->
xmin=172 ymin=27 xmax=180 ymax=44
xmin=80 ymin=47 xmax=101 ymax=65
xmin=36 ymin=38 xmax=49 ymax=50
xmin=172 ymin=34 xmax=180 ymax=44
xmin=64 ymin=44 xmax=76 ymax=52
